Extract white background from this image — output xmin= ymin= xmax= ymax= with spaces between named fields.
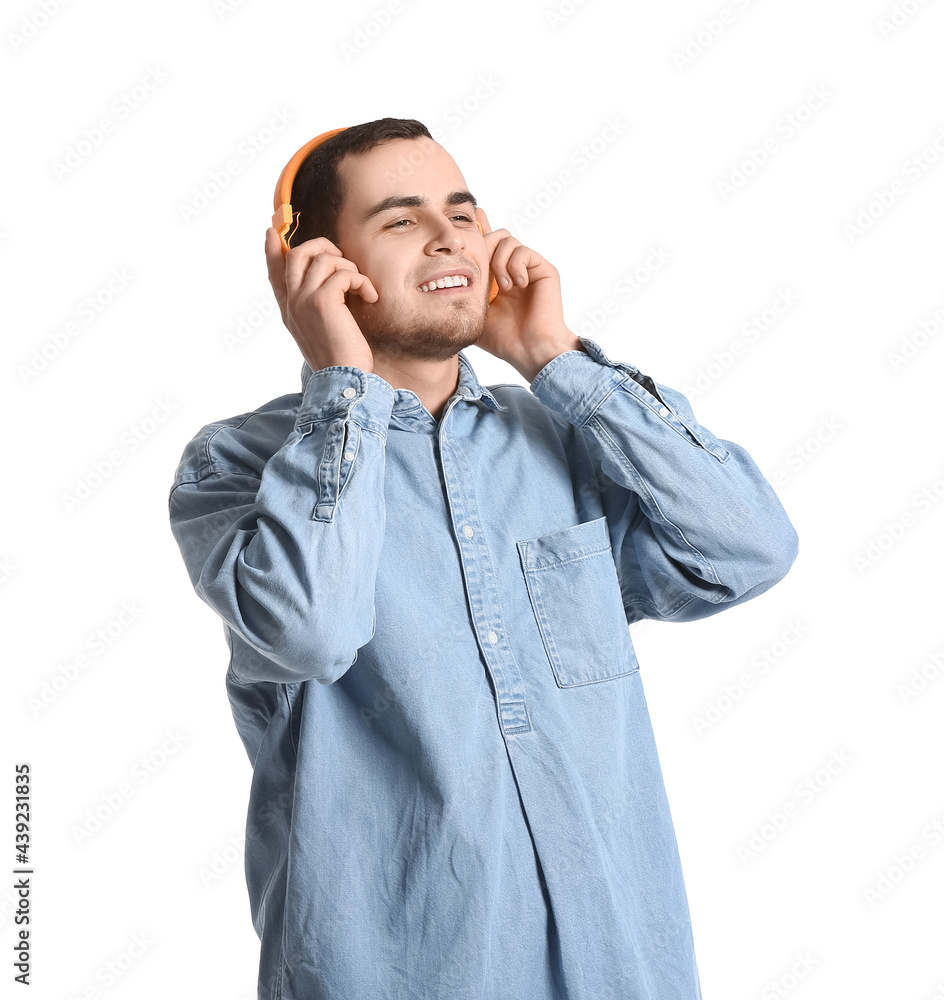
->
xmin=3 ymin=0 xmax=943 ymax=997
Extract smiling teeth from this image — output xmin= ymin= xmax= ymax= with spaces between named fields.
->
xmin=419 ymin=275 xmax=468 ymax=291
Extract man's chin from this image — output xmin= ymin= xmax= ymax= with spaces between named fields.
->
xmin=364 ymin=324 xmax=486 ymax=363
xmin=346 ymin=285 xmax=491 ymax=362
xmin=353 ymin=307 xmax=488 ymax=363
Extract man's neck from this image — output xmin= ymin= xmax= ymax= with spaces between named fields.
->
xmin=370 ymin=353 xmax=461 ymax=422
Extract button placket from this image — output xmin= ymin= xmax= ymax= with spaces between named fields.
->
xmin=438 ymin=408 xmax=532 ymax=736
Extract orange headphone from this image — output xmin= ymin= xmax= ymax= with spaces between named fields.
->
xmin=272 ymin=127 xmax=499 ymax=303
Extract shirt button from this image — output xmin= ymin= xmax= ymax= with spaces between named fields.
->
xmin=343 ymin=451 xmax=355 ymax=461
xmin=342 ymin=387 xmax=357 ymax=399
xmin=658 ymin=406 xmax=670 ymax=418
xmin=463 ymin=525 xmax=474 ymax=538
xmin=488 ymin=630 xmax=498 ymax=645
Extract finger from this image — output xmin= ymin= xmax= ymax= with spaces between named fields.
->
xmin=344 ymin=271 xmax=379 ymax=304
xmin=282 ymin=236 xmax=344 ymax=287
xmin=264 ymin=227 xmax=287 ymax=305
xmin=291 ymin=235 xmax=344 ymax=257
xmin=486 ymin=233 xmax=522 ymax=289
xmin=285 ymin=247 xmax=357 ymax=295
xmin=505 ymin=244 xmax=538 ymax=287
xmin=315 ymin=267 xmax=379 ymax=305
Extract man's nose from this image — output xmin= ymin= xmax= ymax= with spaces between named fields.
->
xmin=425 ymin=224 xmax=464 ymax=254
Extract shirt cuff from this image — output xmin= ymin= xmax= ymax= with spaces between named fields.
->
xmin=529 ymin=336 xmax=729 ymax=460
xmin=529 ymin=337 xmax=665 ymax=422
xmin=296 ymin=364 xmax=396 ymax=436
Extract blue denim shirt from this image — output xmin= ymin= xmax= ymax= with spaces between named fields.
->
xmin=168 ymin=336 xmax=798 ymax=1000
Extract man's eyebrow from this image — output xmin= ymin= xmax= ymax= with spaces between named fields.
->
xmin=361 ymin=190 xmax=477 ymax=224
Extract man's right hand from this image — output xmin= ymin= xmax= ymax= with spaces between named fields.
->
xmin=265 ymin=227 xmax=378 ymax=374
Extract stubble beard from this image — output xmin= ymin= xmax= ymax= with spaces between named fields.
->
xmin=346 ymin=283 xmax=491 ymax=363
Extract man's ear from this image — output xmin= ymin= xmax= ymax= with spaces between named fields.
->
xmin=474 ymin=207 xmax=492 ymax=235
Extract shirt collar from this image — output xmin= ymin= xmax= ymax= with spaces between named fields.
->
xmin=455 ymin=350 xmax=509 ymax=412
xmin=299 ymin=351 xmax=509 ymax=413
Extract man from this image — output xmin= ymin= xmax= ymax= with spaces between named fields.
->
xmin=168 ymin=117 xmax=798 ymax=999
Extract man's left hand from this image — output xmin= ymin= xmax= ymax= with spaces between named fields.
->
xmin=474 ymin=209 xmax=584 ymax=382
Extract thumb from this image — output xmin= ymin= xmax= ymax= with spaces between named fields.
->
xmin=264 ymin=227 xmax=288 ymax=310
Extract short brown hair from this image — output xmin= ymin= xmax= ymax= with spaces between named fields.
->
xmin=287 ymin=117 xmax=434 ymax=248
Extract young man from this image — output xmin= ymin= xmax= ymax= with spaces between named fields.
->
xmin=168 ymin=118 xmax=798 ymax=999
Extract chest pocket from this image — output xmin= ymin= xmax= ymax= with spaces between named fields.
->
xmin=517 ymin=516 xmax=639 ymax=688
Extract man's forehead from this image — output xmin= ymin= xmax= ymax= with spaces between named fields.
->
xmin=345 ymin=135 xmax=456 ymax=173
xmin=339 ymin=138 xmax=471 ymax=212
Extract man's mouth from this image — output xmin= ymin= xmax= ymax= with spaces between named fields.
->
xmin=417 ymin=271 xmax=473 ymax=293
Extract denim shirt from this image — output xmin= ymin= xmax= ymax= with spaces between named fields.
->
xmin=168 ymin=336 xmax=798 ymax=1000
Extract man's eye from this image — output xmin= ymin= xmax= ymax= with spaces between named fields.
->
xmin=386 ymin=214 xmax=471 ymax=229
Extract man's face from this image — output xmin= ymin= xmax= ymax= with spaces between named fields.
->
xmin=333 ymin=137 xmax=491 ymax=362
